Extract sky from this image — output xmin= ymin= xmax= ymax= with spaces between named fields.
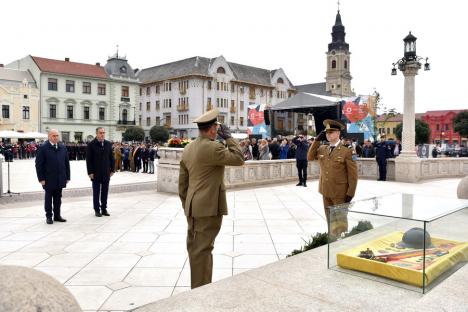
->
xmin=2 ymin=0 xmax=467 ymax=114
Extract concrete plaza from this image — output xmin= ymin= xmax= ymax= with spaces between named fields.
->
xmin=0 ymin=170 xmax=462 ymax=311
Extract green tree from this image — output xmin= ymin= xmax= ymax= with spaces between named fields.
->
xmin=453 ymin=110 xmax=468 ymax=138
xmin=149 ymin=126 xmax=169 ymax=143
xmin=122 ymin=126 xmax=145 ymax=142
xmin=395 ymin=119 xmax=431 ymax=144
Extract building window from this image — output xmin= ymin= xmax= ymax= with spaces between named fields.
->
xmin=218 ymin=115 xmax=225 ymax=124
xmin=230 ymin=116 xmax=235 ymax=126
xmin=66 ymin=80 xmax=75 ymax=93
xmin=67 ymin=105 xmax=74 ymax=119
xmin=122 ymin=109 xmax=128 ymax=122
xmin=164 ymin=82 xmax=172 ymax=92
xmin=139 ymin=115 xmax=142 ymax=126
xmin=445 ymin=124 xmax=449 ymax=130
xmin=98 ymin=83 xmax=106 ymax=95
xmin=277 ymin=78 xmax=284 ymax=84
xmin=217 ymin=67 xmax=226 ymax=74
xmin=61 ymin=132 xmax=70 ymax=143
xmin=249 ymin=87 xmax=256 ymax=99
xmin=239 ymin=86 xmax=244 ymax=94
xmin=207 ymin=80 xmax=212 ymax=90
xmin=22 ymin=106 xmax=30 ymax=119
xmin=146 ymin=117 xmax=151 ymax=126
xmin=146 ymin=87 xmax=150 ymax=95
xmin=240 ymin=117 xmax=244 ymax=126
xmin=344 ymin=60 xmax=348 ymax=69
xmin=139 ymin=102 xmax=142 ymax=111
xmin=436 ymin=124 xmax=439 ymax=131
xmin=139 ymin=88 xmax=142 ymax=96
xmin=156 ymin=117 xmax=160 ymax=126
xmin=49 ymin=104 xmax=56 ymax=118
xmin=84 ymin=107 xmax=90 ymax=120
xmin=387 ymin=128 xmax=390 ymax=134
xmin=277 ymin=118 xmax=284 ymax=130
xmin=99 ymin=107 xmax=105 ymax=120
xmin=82 ymin=82 xmax=91 ymax=94
xmin=240 ymin=101 xmax=244 ymax=111
xmin=231 ymin=83 xmax=235 ymax=93
xmin=331 ymin=60 xmax=337 ymax=69
xmin=74 ymin=132 xmax=83 ymax=142
xmin=2 ymin=105 xmax=10 ymax=119
xmin=48 ymin=78 xmax=58 ymax=91
xmin=146 ymin=102 xmax=151 ymax=111
xmin=217 ymin=82 xmax=220 ymax=91
xmin=165 ymin=114 xmax=171 ymax=127
xmin=24 ymin=94 xmax=28 ymax=99
xmin=121 ymin=86 xmax=129 ymax=97
xmin=155 ymin=85 xmax=160 ymax=94
xmin=156 ymin=100 xmax=160 ymax=110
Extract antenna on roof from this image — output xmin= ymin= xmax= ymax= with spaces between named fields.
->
xmin=337 ymin=0 xmax=340 ymax=12
xmin=116 ymin=44 xmax=119 ymax=58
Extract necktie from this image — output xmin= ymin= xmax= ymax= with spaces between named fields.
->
xmin=329 ymin=146 xmax=335 ymax=154
xmin=53 ymin=144 xmax=57 ymax=149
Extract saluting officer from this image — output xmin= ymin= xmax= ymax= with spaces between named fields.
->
xmin=307 ymin=119 xmax=358 ymax=236
xmin=374 ymin=134 xmax=393 ymax=181
xmin=179 ymin=108 xmax=244 ymax=289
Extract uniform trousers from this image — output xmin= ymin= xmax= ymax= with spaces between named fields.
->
xmin=148 ymin=160 xmax=154 ymax=173
xmin=296 ymin=159 xmax=308 ymax=183
xmin=92 ymin=179 xmax=109 ymax=213
xmin=115 ymin=158 xmax=122 ymax=171
xmin=377 ymin=158 xmax=387 ymax=181
xmin=44 ymin=188 xmax=62 ymax=219
xmin=323 ymin=196 xmax=348 ymax=237
xmin=186 ymin=215 xmax=223 ymax=289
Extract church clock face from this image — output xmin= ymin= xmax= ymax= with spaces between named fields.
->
xmin=331 ymin=50 xmax=336 ymax=55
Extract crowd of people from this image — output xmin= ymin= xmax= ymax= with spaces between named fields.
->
xmin=0 ymin=141 xmax=39 ymax=161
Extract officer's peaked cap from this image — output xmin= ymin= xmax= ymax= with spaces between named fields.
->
xmin=193 ymin=108 xmax=221 ymax=129
xmin=323 ymin=119 xmax=345 ymax=131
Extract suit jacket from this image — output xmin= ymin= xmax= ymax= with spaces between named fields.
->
xmin=179 ymin=137 xmax=244 ymax=217
xmin=35 ymin=141 xmax=70 ymax=191
xmin=86 ymin=138 xmax=115 ymax=182
xmin=307 ymin=141 xmax=358 ymax=199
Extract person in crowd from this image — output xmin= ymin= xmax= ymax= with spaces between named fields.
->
xmin=292 ymin=134 xmax=309 ymax=187
xmin=114 ymin=143 xmax=122 ymax=172
xmin=361 ymin=140 xmax=375 ymax=158
xmin=287 ymin=140 xmax=296 ymax=159
xmin=133 ymin=144 xmax=142 ymax=172
xmin=307 ymin=119 xmax=358 ymax=237
xmin=35 ymin=129 xmax=70 ymax=224
xmin=269 ymin=138 xmax=280 ymax=160
xmin=86 ymin=127 xmax=115 ymax=217
xmin=240 ymin=140 xmax=252 ymax=160
xmin=148 ymin=145 xmax=156 ymax=174
xmin=279 ymin=139 xmax=289 ymax=160
xmin=251 ymin=138 xmax=259 ymax=160
xmin=122 ymin=144 xmax=130 ymax=171
xmin=179 ymin=108 xmax=244 ymax=289
xmin=258 ymin=139 xmax=270 ymax=160
xmin=141 ymin=144 xmax=149 ymax=173
xmin=129 ymin=146 xmax=135 ymax=172
xmin=375 ymin=134 xmax=393 ymax=181
xmin=393 ymin=139 xmax=402 ymax=157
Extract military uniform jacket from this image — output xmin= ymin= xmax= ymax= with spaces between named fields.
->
xmin=179 ymin=137 xmax=244 ymax=217
xmin=307 ymin=141 xmax=358 ymax=199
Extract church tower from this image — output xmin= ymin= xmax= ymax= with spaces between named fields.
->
xmin=325 ymin=10 xmax=354 ymax=97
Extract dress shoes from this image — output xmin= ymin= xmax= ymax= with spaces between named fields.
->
xmin=53 ymin=217 xmax=67 ymax=222
xmin=101 ymin=211 xmax=110 ymax=216
xmin=296 ymin=182 xmax=303 ymax=186
xmin=303 ymin=182 xmax=307 ymax=187
xmin=95 ymin=211 xmax=102 ymax=217
xmin=46 ymin=218 xmax=53 ymax=224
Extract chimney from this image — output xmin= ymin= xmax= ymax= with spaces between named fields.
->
xmin=65 ymin=57 xmax=70 ymax=62
xmin=95 ymin=62 xmax=100 ymax=66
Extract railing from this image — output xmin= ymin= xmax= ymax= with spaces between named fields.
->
xmin=179 ymin=88 xmax=186 ymax=95
xmin=117 ymin=120 xmax=136 ymax=125
xmin=177 ymin=105 xmax=189 ymax=112
xmin=230 ymin=106 xmax=236 ymax=113
xmin=121 ymin=97 xmax=130 ymax=102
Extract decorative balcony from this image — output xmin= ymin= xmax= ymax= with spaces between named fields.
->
xmin=117 ymin=120 xmax=136 ymax=125
xmin=179 ymin=88 xmax=187 ymax=95
xmin=177 ymin=104 xmax=189 ymax=112
xmin=121 ymin=97 xmax=130 ymax=102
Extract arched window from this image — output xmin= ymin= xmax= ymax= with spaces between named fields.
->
xmin=122 ymin=109 xmax=128 ymax=122
xmin=331 ymin=60 xmax=337 ymax=69
xmin=344 ymin=60 xmax=348 ymax=69
xmin=277 ymin=78 xmax=284 ymax=84
xmin=217 ymin=67 xmax=226 ymax=74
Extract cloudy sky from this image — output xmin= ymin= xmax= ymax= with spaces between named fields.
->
xmin=2 ymin=0 xmax=466 ymax=113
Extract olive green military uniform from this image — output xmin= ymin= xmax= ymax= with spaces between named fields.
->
xmin=179 ymin=110 xmax=244 ymax=289
xmin=307 ymin=121 xmax=358 ymax=236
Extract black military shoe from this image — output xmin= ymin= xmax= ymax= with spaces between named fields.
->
xmin=53 ymin=217 xmax=67 ymax=222
xmin=101 ymin=211 xmax=110 ymax=216
xmin=95 ymin=211 xmax=102 ymax=217
xmin=296 ymin=182 xmax=302 ymax=186
xmin=46 ymin=218 xmax=53 ymax=224
xmin=303 ymin=182 xmax=307 ymax=187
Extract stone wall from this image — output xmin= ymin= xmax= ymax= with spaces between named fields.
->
xmin=157 ymin=148 xmax=468 ymax=194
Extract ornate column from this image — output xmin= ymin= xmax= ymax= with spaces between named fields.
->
xmin=399 ymin=62 xmax=420 ymax=158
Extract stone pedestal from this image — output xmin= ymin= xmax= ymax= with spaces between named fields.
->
xmin=457 ymin=175 xmax=468 ymax=199
xmin=395 ymin=155 xmax=422 ymax=182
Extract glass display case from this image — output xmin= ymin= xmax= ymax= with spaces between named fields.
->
xmin=327 ymin=193 xmax=468 ymax=293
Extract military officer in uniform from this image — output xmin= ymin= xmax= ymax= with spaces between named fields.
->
xmin=307 ymin=119 xmax=358 ymax=236
xmin=179 ymin=108 xmax=244 ymax=289
xmin=374 ymin=134 xmax=392 ymax=181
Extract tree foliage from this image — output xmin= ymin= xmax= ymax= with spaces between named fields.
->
xmin=395 ymin=119 xmax=431 ymax=144
xmin=149 ymin=126 xmax=169 ymax=143
xmin=122 ymin=126 xmax=145 ymax=142
xmin=453 ymin=111 xmax=468 ymax=137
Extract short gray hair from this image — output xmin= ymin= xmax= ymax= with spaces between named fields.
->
xmin=96 ymin=127 xmax=105 ymax=134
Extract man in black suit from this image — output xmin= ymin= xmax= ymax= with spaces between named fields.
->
xmin=86 ymin=127 xmax=115 ymax=217
xmin=35 ymin=129 xmax=70 ymax=224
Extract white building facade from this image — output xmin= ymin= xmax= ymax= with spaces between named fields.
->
xmin=137 ymin=56 xmax=295 ymax=139
xmin=7 ymin=55 xmax=138 ymax=142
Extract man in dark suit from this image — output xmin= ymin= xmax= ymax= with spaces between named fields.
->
xmin=86 ymin=127 xmax=115 ymax=217
xmin=375 ymin=134 xmax=393 ymax=181
xmin=35 ymin=129 xmax=70 ymax=224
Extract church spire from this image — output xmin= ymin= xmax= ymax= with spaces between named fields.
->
xmin=328 ymin=10 xmax=349 ymax=52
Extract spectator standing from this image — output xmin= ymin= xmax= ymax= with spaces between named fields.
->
xmin=258 ymin=139 xmax=270 ymax=160
xmin=292 ymin=134 xmax=309 ymax=187
xmin=279 ymin=139 xmax=289 ymax=159
xmin=375 ymin=135 xmax=393 ymax=181
xmin=148 ymin=145 xmax=156 ymax=174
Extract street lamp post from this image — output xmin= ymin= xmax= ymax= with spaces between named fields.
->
xmin=391 ymin=32 xmax=430 ymax=158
